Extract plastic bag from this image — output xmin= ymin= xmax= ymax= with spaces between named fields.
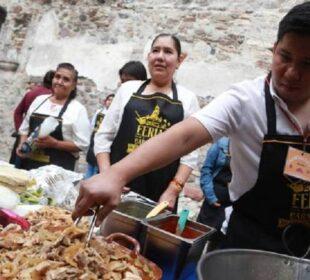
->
xmin=27 ymin=165 xmax=83 ymax=210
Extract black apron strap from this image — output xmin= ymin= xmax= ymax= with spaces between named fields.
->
xmin=264 ymin=72 xmax=277 ymax=135
xmin=171 ymin=80 xmax=178 ymax=101
xmin=136 ymin=80 xmax=178 ymax=101
xmin=136 ymin=80 xmax=151 ymax=95
xmin=58 ymin=96 xmax=72 ymax=118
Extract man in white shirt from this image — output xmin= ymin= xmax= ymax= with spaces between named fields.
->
xmin=74 ymin=2 xmax=310 ymax=256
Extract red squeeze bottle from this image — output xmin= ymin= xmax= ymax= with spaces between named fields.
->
xmin=0 ymin=208 xmax=30 ymax=230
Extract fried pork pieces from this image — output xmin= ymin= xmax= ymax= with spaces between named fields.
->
xmin=0 ymin=207 xmax=155 ymax=280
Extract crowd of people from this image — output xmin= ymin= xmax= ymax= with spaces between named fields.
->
xmin=9 ymin=2 xmax=310 ymax=258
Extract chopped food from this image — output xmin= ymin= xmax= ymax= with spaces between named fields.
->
xmin=0 ymin=207 xmax=158 ymax=280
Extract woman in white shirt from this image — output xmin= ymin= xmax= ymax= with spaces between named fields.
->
xmin=95 ymin=34 xmax=199 ymax=209
xmin=17 ymin=63 xmax=91 ymax=171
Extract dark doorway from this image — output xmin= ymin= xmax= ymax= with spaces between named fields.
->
xmin=0 ymin=6 xmax=7 ymax=30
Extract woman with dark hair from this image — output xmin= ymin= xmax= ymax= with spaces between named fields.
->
xmin=94 ymin=34 xmax=199 ymax=209
xmin=119 ymin=61 xmax=147 ymax=83
xmin=17 ymin=63 xmax=91 ymax=171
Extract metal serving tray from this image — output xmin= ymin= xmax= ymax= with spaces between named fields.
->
xmin=140 ymin=214 xmax=216 ymax=280
xmin=197 ymin=249 xmax=310 ymax=280
xmin=100 ymin=200 xmax=166 ymax=240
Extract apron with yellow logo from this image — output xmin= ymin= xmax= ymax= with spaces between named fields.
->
xmin=110 ymin=80 xmax=184 ymax=202
xmin=223 ymin=73 xmax=310 ymax=257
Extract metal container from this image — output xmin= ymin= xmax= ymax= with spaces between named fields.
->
xmin=197 ymin=249 xmax=310 ymax=280
xmin=141 ymin=214 xmax=216 ymax=280
xmin=97 ymin=233 xmax=163 ymax=279
xmin=100 ymin=200 xmax=160 ymax=240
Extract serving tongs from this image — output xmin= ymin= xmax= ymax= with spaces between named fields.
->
xmin=74 ymin=205 xmax=100 ymax=246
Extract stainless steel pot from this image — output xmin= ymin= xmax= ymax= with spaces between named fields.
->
xmin=197 ymin=249 xmax=310 ymax=280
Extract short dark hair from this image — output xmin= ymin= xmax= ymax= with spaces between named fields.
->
xmin=151 ymin=33 xmax=182 ymax=57
xmin=56 ymin=62 xmax=79 ymax=99
xmin=43 ymin=70 xmax=55 ymax=89
xmin=0 ymin=6 xmax=7 ymax=25
xmin=277 ymin=2 xmax=310 ymax=42
xmin=105 ymin=93 xmax=115 ymax=100
xmin=119 ymin=61 xmax=147 ymax=81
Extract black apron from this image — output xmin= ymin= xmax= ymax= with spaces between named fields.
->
xmin=223 ymin=73 xmax=310 ymax=257
xmin=110 ymin=80 xmax=184 ymax=202
xmin=21 ymin=96 xmax=76 ymax=171
xmin=86 ymin=111 xmax=105 ymax=166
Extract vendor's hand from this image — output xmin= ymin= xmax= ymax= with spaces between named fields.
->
xmin=35 ymin=136 xmax=58 ymax=149
xmin=72 ymin=168 xmax=124 ymax=226
xmin=159 ymin=183 xmax=180 ymax=210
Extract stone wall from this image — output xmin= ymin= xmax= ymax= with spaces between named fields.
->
xmin=0 ymin=0 xmax=305 ymax=163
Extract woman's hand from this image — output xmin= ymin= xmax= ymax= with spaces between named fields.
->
xmin=212 ymin=201 xmax=221 ymax=207
xmin=35 ymin=136 xmax=58 ymax=149
xmin=72 ymin=168 xmax=125 ymax=226
xmin=159 ymin=182 xmax=180 ymax=209
xmin=16 ymin=143 xmax=27 ymax=158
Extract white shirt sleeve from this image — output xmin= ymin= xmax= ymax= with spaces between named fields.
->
xmin=68 ymin=103 xmax=91 ymax=151
xmin=94 ymin=82 xmax=136 ymax=155
xmin=192 ymin=86 xmax=245 ymax=142
xmin=18 ymin=107 xmax=31 ymax=135
xmin=18 ymin=95 xmax=51 ymax=135
xmin=177 ymin=85 xmax=200 ymax=170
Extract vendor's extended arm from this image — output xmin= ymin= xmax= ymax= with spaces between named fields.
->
xmin=73 ymin=117 xmax=212 ymax=224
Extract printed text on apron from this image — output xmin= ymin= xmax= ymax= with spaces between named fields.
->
xmin=223 ymin=73 xmax=310 ymax=257
xmin=110 ymin=80 xmax=184 ymax=202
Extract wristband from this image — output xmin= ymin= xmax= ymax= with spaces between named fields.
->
xmin=170 ymin=178 xmax=184 ymax=192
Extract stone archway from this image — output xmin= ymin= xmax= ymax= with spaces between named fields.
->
xmin=0 ymin=6 xmax=7 ymax=30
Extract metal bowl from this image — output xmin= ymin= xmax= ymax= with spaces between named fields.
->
xmin=197 ymin=249 xmax=310 ymax=280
